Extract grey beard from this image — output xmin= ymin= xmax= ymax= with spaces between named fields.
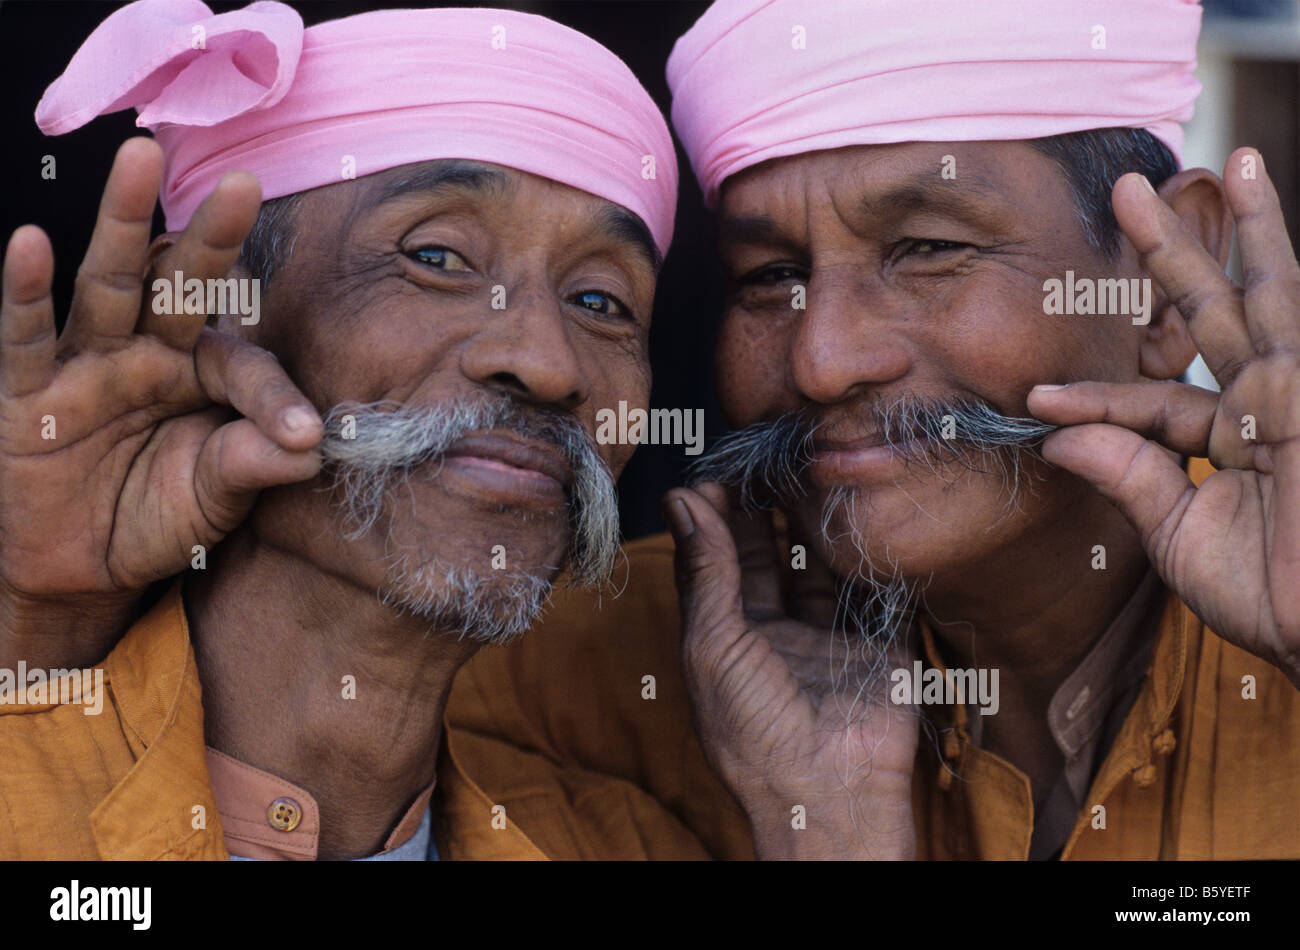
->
xmin=317 ymin=394 xmax=619 ymax=645
xmin=376 ymin=553 xmax=554 ymax=646
xmin=820 ymin=484 xmax=920 ymax=681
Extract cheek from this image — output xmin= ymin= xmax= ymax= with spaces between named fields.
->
xmin=274 ymin=282 xmax=476 ymax=407
xmin=921 ymin=282 xmax=1136 ymax=412
xmin=587 ymin=347 xmax=652 ymax=476
xmin=714 ymin=312 xmax=793 ymax=425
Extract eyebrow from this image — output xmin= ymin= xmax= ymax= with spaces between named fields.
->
xmin=364 ymin=160 xmax=658 ymax=271
xmin=597 ymin=205 xmax=661 ymax=273
xmin=862 ymin=172 xmax=1002 ymax=220
xmin=719 ymin=213 xmax=785 ymax=247
xmin=720 ymin=170 xmax=1006 ymax=247
xmin=367 ymin=160 xmax=510 ymax=208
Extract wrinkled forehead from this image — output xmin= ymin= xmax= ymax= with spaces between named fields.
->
xmin=717 ymin=141 xmax=1069 ymax=229
xmin=722 ymin=141 xmax=1055 ymax=211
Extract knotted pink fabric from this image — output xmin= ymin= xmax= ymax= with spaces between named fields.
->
xmin=37 ymin=1 xmax=677 ymax=254
xmin=667 ymin=0 xmax=1202 ymax=208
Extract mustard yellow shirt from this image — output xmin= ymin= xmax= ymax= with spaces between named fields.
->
xmin=0 ymin=583 xmax=722 ymax=860
xmin=451 ymin=461 xmax=1300 ymax=859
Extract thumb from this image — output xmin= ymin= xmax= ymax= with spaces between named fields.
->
xmin=1041 ymin=422 xmax=1195 ymax=558
xmin=193 ymin=416 xmax=322 ymax=536
xmin=664 ymin=484 xmax=747 ymax=662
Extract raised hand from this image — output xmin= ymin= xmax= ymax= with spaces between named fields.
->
xmin=0 ymin=137 xmax=322 ymax=668
xmin=664 ymin=483 xmax=919 ymax=859
xmin=1028 ymin=147 xmax=1300 ymax=689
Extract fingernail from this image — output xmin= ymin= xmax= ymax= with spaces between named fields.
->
xmin=282 ymin=407 xmax=317 ymax=432
xmin=666 ymin=497 xmax=696 ymax=539
xmin=1032 ymin=384 xmax=1068 ymax=392
xmin=1139 ymin=175 xmax=1156 ymax=195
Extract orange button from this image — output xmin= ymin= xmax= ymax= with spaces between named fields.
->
xmin=937 ymin=764 xmax=954 ymax=791
xmin=1132 ymin=764 xmax=1157 ymax=788
xmin=1153 ymin=729 xmax=1176 ymax=756
xmin=942 ymin=730 xmax=961 ymax=760
xmin=267 ymin=797 xmax=303 ymax=832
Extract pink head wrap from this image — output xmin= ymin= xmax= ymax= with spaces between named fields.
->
xmin=37 ymin=1 xmax=677 ymax=254
xmin=667 ymin=0 xmax=1202 ymax=208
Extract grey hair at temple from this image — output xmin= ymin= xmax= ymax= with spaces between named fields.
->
xmin=1028 ymin=127 xmax=1179 ymax=260
xmin=237 ymin=192 xmax=304 ymax=289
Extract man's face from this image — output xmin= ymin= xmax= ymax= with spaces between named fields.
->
xmin=714 ymin=141 xmax=1151 ymax=584
xmin=244 ymin=161 xmax=657 ymax=638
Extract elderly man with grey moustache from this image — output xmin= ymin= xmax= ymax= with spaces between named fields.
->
xmin=446 ymin=0 xmax=1300 ymax=862
xmin=0 ymin=1 xmax=745 ymax=861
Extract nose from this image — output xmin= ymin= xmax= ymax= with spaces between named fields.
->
xmin=790 ymin=269 xmax=911 ymax=404
xmin=459 ymin=283 xmax=589 ymax=411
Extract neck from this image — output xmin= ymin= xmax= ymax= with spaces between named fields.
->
xmin=186 ymin=522 xmax=481 ymax=860
xmin=920 ymin=484 xmax=1149 ymax=803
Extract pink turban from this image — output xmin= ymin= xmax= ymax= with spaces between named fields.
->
xmin=37 ymin=1 xmax=677 ymax=254
xmin=667 ymin=0 xmax=1202 ymax=208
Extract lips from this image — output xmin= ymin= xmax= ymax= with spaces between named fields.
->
xmin=814 ymin=431 xmax=891 ymax=454
xmin=443 ymin=432 xmax=571 ymax=482
xmin=437 ymin=432 xmax=572 ymax=504
xmin=808 ymin=430 xmax=920 ymax=485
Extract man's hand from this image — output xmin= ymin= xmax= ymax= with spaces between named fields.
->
xmin=1028 ymin=147 xmax=1300 ymax=690
xmin=0 ymin=137 xmax=323 ymax=668
xmin=664 ymin=483 xmax=919 ymax=859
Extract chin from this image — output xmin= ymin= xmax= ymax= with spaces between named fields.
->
xmin=369 ymin=511 xmax=573 ymax=645
xmin=377 ymin=550 xmax=557 ymax=646
xmin=794 ymin=470 xmax=1042 ymax=584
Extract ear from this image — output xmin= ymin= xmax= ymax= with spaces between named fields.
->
xmin=1138 ymin=168 xmax=1233 ymax=380
xmin=146 ymin=232 xmax=179 ymax=273
xmin=148 ymin=230 xmax=257 ymax=335
xmin=212 ymin=259 xmax=256 ymax=335
xmin=148 ymin=232 xmax=256 ymax=334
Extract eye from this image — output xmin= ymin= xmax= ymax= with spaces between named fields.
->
xmin=409 ymin=246 xmax=473 ymax=272
xmin=740 ymin=263 xmax=807 ymax=285
xmin=571 ymin=290 xmax=631 ymax=320
xmin=901 ymin=239 xmax=967 ymax=257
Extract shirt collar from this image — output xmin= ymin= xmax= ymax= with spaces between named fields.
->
xmin=90 ymin=579 xmax=546 ymax=860
xmin=914 ymin=581 xmax=1193 ymax=859
xmin=960 ymin=568 xmax=1165 ymax=761
xmin=205 ymin=746 xmax=435 ymax=860
xmin=924 ymin=567 xmax=1165 ymax=760
xmin=90 ymin=581 xmax=227 ymax=859
xmin=1046 ymin=569 xmax=1165 ymax=758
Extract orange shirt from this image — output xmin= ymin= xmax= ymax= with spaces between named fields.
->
xmin=450 ymin=460 xmax=1300 ymax=859
xmin=0 ymin=583 xmax=722 ymax=860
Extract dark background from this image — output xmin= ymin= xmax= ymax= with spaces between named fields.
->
xmin=0 ymin=0 xmax=726 ymax=541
